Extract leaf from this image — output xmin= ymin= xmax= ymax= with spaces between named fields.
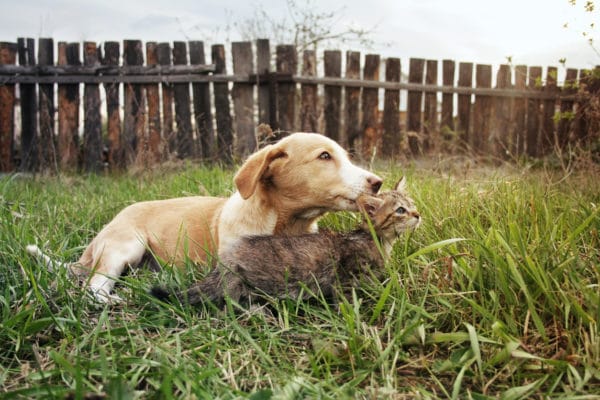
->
xmin=405 ymin=238 xmax=466 ymax=261
xmin=500 ymin=378 xmax=545 ymax=400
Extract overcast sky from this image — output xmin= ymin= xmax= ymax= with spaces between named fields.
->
xmin=1 ymin=0 xmax=598 ymax=77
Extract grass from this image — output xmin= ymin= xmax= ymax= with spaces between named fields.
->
xmin=0 ymin=162 xmax=599 ymax=398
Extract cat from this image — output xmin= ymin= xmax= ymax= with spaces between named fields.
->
xmin=152 ymin=177 xmax=420 ymax=307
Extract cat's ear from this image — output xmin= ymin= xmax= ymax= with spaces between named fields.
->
xmin=357 ymin=195 xmax=384 ymax=218
xmin=394 ymin=176 xmax=407 ymax=192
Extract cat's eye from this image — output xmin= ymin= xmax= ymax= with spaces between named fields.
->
xmin=396 ymin=207 xmax=407 ymax=214
xmin=318 ymin=151 xmax=332 ymax=160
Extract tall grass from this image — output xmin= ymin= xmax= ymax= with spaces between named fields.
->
xmin=0 ymin=164 xmax=598 ymax=398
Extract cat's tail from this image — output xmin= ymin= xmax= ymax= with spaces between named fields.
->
xmin=150 ymin=280 xmax=225 ymax=308
xmin=26 ymin=244 xmax=65 ymax=273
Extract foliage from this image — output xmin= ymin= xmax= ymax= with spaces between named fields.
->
xmin=0 ymin=164 xmax=599 ymax=398
xmin=233 ymin=0 xmax=377 ymax=54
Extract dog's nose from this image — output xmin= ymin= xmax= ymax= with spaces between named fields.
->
xmin=367 ymin=176 xmax=383 ymax=194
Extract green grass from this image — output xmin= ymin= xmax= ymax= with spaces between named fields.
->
xmin=0 ymin=163 xmax=599 ymax=398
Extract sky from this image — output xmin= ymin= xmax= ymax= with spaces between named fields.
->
xmin=1 ymin=0 xmax=598 ymax=78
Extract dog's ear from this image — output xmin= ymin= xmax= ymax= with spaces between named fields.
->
xmin=357 ymin=195 xmax=384 ymax=218
xmin=234 ymin=145 xmax=287 ymax=199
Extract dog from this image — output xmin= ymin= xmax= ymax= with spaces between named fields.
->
xmin=27 ymin=132 xmax=382 ymax=303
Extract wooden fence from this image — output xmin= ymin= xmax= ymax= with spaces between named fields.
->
xmin=0 ymin=38 xmax=597 ymax=173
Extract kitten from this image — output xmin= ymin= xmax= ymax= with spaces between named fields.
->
xmin=152 ymin=177 xmax=420 ymax=307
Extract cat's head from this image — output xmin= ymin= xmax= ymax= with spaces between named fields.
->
xmin=357 ymin=176 xmax=421 ymax=241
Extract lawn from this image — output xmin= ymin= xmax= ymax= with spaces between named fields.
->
xmin=0 ymin=161 xmax=599 ymax=399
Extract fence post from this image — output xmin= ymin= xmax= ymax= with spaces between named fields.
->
xmin=441 ymin=59 xmax=455 ymax=139
xmin=189 ymin=41 xmax=214 ymax=160
xmin=382 ymin=57 xmax=400 ymax=157
xmin=145 ymin=42 xmax=163 ymax=164
xmin=492 ymin=64 xmax=512 ymax=158
xmin=232 ymin=41 xmax=256 ymax=157
xmin=256 ymin=39 xmax=272 ymax=128
xmin=173 ymin=42 xmax=194 ymax=159
xmin=361 ymin=54 xmax=380 ymax=156
xmin=407 ymin=58 xmax=425 ymax=154
xmin=0 ymin=42 xmax=16 ymax=172
xmin=17 ymin=38 xmax=38 ymax=172
xmin=38 ymin=38 xmax=57 ymax=172
xmin=102 ymin=42 xmax=123 ymax=169
xmin=424 ymin=59 xmax=438 ymax=151
xmin=513 ymin=65 xmax=527 ymax=157
xmin=123 ymin=40 xmax=145 ymax=166
xmin=526 ymin=66 xmax=542 ymax=157
xmin=473 ymin=64 xmax=492 ymax=154
xmin=57 ymin=42 xmax=80 ymax=170
xmin=557 ymin=68 xmax=578 ymax=147
xmin=157 ymin=43 xmax=174 ymax=156
xmin=541 ymin=66 xmax=558 ymax=155
xmin=457 ymin=62 xmax=473 ymax=148
xmin=345 ymin=51 xmax=361 ymax=150
xmin=276 ymin=45 xmax=297 ymax=133
xmin=324 ymin=50 xmax=342 ymax=142
xmin=212 ymin=44 xmax=233 ymax=161
xmin=83 ymin=42 xmax=102 ymax=172
xmin=300 ymin=50 xmax=318 ymax=133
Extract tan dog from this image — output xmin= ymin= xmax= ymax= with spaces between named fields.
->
xmin=27 ymin=133 xmax=382 ymax=303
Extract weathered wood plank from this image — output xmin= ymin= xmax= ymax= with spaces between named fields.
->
xmin=407 ymin=58 xmax=425 ymax=154
xmin=492 ymin=64 xmax=512 ymax=157
xmin=362 ymin=54 xmax=380 ymax=156
xmin=512 ymin=65 xmax=527 ymax=156
xmin=189 ymin=40 xmax=214 ymax=159
xmin=0 ymin=64 xmax=214 ymax=75
xmin=324 ymin=50 xmax=342 ymax=142
xmin=57 ymin=42 xmax=80 ymax=170
xmin=276 ymin=45 xmax=297 ymax=132
xmin=457 ymin=62 xmax=473 ymax=148
xmin=173 ymin=41 xmax=194 ymax=159
xmin=157 ymin=43 xmax=174 ymax=154
xmin=472 ymin=64 xmax=492 ymax=154
xmin=38 ymin=38 xmax=57 ymax=171
xmin=382 ymin=57 xmax=400 ymax=157
xmin=441 ymin=59 xmax=455 ymax=138
xmin=541 ymin=66 xmax=557 ymax=155
xmin=212 ymin=44 xmax=233 ymax=160
xmin=123 ymin=40 xmax=144 ymax=166
xmin=300 ymin=50 xmax=318 ymax=133
xmin=423 ymin=59 xmax=438 ymax=151
xmin=345 ymin=51 xmax=361 ymax=150
xmin=557 ymin=68 xmax=578 ymax=147
xmin=83 ymin=42 xmax=103 ymax=172
xmin=102 ymin=41 xmax=123 ymax=169
xmin=146 ymin=42 xmax=163 ymax=164
xmin=526 ymin=66 xmax=542 ymax=157
xmin=0 ymin=42 xmax=16 ymax=171
xmin=232 ymin=41 xmax=256 ymax=157
xmin=17 ymin=38 xmax=38 ymax=172
xmin=256 ymin=39 xmax=272 ymax=127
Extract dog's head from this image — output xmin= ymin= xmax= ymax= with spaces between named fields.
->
xmin=234 ymin=132 xmax=382 ymax=216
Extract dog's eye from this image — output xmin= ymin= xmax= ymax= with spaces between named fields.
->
xmin=396 ymin=207 xmax=407 ymax=214
xmin=318 ymin=151 xmax=332 ymax=160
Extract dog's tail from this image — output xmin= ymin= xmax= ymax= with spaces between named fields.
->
xmin=26 ymin=244 xmax=64 ymax=272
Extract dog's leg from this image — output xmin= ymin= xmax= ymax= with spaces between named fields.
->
xmin=87 ymin=239 xmax=146 ymax=304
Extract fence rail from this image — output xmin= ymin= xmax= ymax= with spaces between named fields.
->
xmin=0 ymin=37 xmax=597 ymax=173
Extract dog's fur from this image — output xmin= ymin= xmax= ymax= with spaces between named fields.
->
xmin=151 ymin=177 xmax=420 ymax=307
xmin=27 ymin=133 xmax=382 ymax=302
